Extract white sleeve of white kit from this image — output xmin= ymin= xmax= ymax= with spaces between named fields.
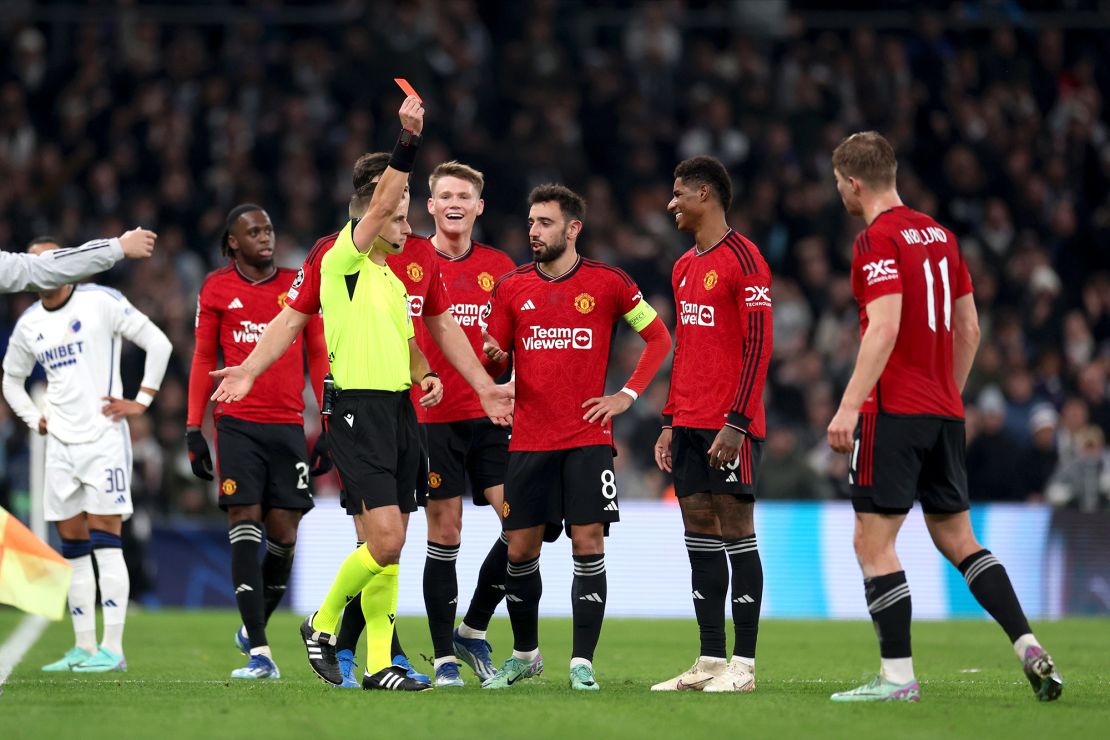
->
xmin=0 ymin=238 xmax=123 ymax=293
xmin=121 ymin=313 xmax=173 ymax=393
xmin=1 ymin=331 xmax=43 ymax=430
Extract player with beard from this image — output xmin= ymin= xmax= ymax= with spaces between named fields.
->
xmin=480 ymin=184 xmax=672 ymax=691
xmin=186 ymin=204 xmax=329 ymax=679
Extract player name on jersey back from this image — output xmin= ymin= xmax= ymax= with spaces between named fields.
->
xmin=851 ymin=206 xmax=973 ymax=418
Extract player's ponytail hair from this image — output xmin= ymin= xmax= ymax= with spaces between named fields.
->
xmin=832 ymin=131 xmax=898 ymax=189
xmin=221 ymin=203 xmax=264 ymax=258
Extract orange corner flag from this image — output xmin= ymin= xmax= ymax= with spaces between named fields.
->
xmin=0 ymin=506 xmax=71 ymax=620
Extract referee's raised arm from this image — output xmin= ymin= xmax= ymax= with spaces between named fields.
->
xmin=350 ymin=96 xmax=424 ymax=253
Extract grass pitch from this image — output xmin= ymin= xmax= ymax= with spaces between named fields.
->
xmin=0 ymin=608 xmax=1106 ymax=739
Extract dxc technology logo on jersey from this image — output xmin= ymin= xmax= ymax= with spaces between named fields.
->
xmin=521 ymin=326 xmax=593 ymax=350
xmin=862 ymin=259 xmax=898 ymax=286
xmin=745 ymin=286 xmax=772 ymax=308
xmin=679 ymin=301 xmax=715 ymax=327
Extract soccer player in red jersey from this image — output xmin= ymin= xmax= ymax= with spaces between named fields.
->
xmin=826 ymin=132 xmax=1062 ymax=703
xmin=651 ymin=156 xmax=773 ymax=694
xmin=479 ymin=184 xmax=672 ymax=691
xmin=210 ymin=153 xmax=512 ymax=686
xmin=187 ymin=204 xmax=329 ymax=680
xmin=410 ymin=161 xmax=517 ymax=687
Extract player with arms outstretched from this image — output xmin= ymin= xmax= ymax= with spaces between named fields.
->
xmin=480 ymin=184 xmax=672 ymax=691
xmin=826 ymin=131 xmax=1063 ymax=703
xmin=652 ymin=156 xmax=773 ymax=694
xmin=186 ymin=204 xmax=329 ymax=680
xmin=2 ymin=236 xmax=172 ymax=673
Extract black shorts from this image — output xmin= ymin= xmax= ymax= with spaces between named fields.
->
xmin=850 ymin=413 xmax=969 ymax=515
xmin=215 ymin=416 xmax=314 ymax=512
xmin=504 ymin=445 xmax=618 ymax=541
xmin=671 ymin=427 xmax=762 ymax=499
xmin=423 ymin=418 xmax=509 ymax=506
xmin=328 ymin=390 xmax=420 ymax=516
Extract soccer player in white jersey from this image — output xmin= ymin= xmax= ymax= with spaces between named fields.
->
xmin=1 ymin=236 xmax=172 ymax=673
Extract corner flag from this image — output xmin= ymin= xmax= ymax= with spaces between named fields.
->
xmin=0 ymin=506 xmax=71 ymax=620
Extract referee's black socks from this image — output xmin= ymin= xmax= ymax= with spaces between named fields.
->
xmin=229 ymin=521 xmax=266 ymax=649
xmin=685 ymin=532 xmax=728 ymax=658
xmin=958 ymin=549 xmax=1032 ymax=643
xmin=424 ymin=541 xmax=460 ymax=659
xmin=505 ymin=556 xmax=542 ymax=653
xmin=571 ymin=554 xmax=607 ymax=662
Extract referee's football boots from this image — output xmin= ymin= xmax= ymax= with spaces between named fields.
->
xmin=363 ymin=665 xmax=433 ymax=692
xmin=300 ymin=613 xmax=342 ymax=685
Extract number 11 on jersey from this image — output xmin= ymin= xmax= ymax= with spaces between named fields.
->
xmin=922 ymin=257 xmax=951 ymax=333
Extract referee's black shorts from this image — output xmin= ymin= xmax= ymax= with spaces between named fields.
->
xmin=328 ymin=390 xmax=420 ymax=515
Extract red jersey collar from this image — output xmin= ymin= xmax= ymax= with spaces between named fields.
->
xmin=534 ymin=254 xmax=582 ymax=282
xmin=694 ymin=228 xmax=735 ymax=257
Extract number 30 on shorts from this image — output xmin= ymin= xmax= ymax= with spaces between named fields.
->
xmin=600 ymin=469 xmax=617 ymax=499
xmin=104 ymin=467 xmax=126 ymax=493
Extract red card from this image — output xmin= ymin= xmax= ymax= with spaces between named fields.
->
xmin=394 ymin=78 xmax=422 ymax=102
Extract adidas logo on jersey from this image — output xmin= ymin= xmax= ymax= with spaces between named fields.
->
xmin=35 ymin=333 xmax=44 ymax=342
xmin=228 ymin=297 xmax=245 ymax=309
xmin=114 ymin=494 xmax=126 ymax=504
xmin=520 ymin=299 xmax=536 ymax=311
xmin=578 ymin=593 xmax=604 ymax=603
xmin=603 ymin=501 xmax=619 ymax=512
xmin=679 ymin=277 xmax=687 ymax=288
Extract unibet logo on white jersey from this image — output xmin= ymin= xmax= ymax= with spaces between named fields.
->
xmin=2 ymin=285 xmax=154 ymax=444
xmin=520 ymin=325 xmax=593 ymax=351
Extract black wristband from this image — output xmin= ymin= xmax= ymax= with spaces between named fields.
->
xmin=422 ymin=371 xmax=439 ymax=380
xmin=389 ymin=129 xmax=421 ymax=173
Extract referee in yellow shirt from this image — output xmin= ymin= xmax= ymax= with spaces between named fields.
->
xmin=300 ymin=96 xmax=441 ymax=691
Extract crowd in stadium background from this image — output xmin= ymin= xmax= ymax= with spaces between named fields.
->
xmin=2 ymin=0 xmax=1110 ymax=524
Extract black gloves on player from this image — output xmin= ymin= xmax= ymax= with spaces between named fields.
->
xmin=309 ymin=431 xmax=333 ymax=476
xmin=186 ymin=430 xmax=214 ymax=481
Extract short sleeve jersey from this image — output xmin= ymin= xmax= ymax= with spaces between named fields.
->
xmin=2 ymin=285 xmax=156 ymax=444
xmin=664 ymin=230 xmax=774 ymax=438
xmin=192 ymin=265 xmax=312 ymax=425
xmin=286 ymin=231 xmax=450 ymax=321
xmin=410 ymin=237 xmax=516 ymax=423
xmin=484 ymin=256 xmax=646 ymax=452
xmin=319 ymin=221 xmax=415 ymax=391
xmin=851 ymin=206 xmax=973 ymax=418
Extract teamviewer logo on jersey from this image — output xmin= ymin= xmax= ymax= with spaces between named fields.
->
xmin=520 ymin=326 xmax=593 ymax=350
xmin=863 ymin=259 xmax=898 ymax=286
xmin=680 ymin=301 xmax=714 ymax=327
xmin=409 ymin=295 xmax=424 ymax=317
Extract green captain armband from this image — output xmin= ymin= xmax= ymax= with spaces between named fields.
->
xmin=622 ymin=299 xmax=658 ymax=333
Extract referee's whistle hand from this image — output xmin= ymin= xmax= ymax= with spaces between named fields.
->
xmin=418 ymin=375 xmax=444 ymax=408
xmin=209 ymin=365 xmax=253 ymax=403
xmin=399 ymin=96 xmax=424 ymax=135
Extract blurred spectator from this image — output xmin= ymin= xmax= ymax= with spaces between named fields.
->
xmin=967 ymin=387 xmax=1025 ymax=501
xmin=758 ymin=428 xmax=833 ymax=500
xmin=1019 ymin=404 xmax=1059 ymax=500
xmin=1047 ymin=425 xmax=1110 ymax=512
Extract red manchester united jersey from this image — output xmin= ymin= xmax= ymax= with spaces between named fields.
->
xmin=851 ymin=206 xmax=973 ymax=418
xmin=412 ymin=237 xmax=516 ymax=423
xmin=484 ymin=256 xmax=645 ymax=452
xmin=285 ymin=231 xmax=451 ymax=321
xmin=188 ymin=264 xmax=326 ymax=426
xmin=664 ymin=230 xmax=774 ymax=438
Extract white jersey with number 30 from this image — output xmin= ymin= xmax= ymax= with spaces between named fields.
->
xmin=2 ymin=285 xmax=166 ymax=444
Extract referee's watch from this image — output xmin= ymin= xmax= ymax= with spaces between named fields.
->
xmin=422 ymin=371 xmax=439 ymax=380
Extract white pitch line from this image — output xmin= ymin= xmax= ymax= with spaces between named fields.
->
xmin=0 ymin=615 xmax=50 ymax=690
